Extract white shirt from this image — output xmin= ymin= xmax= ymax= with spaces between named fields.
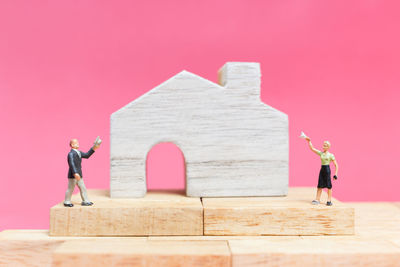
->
xmin=73 ymin=149 xmax=81 ymax=158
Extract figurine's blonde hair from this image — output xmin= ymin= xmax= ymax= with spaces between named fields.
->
xmin=324 ymin=141 xmax=331 ymax=147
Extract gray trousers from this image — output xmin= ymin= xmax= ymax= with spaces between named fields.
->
xmin=64 ymin=179 xmax=90 ymax=204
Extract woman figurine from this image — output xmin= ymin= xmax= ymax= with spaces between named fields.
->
xmin=301 ymin=132 xmax=339 ymax=206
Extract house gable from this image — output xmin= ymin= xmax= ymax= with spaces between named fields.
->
xmin=112 ymin=70 xmax=224 ymax=118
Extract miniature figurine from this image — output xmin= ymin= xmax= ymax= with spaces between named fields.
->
xmin=300 ymin=131 xmax=339 ymax=206
xmin=64 ymin=136 xmax=102 ymax=207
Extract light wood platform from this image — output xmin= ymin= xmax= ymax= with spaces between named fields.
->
xmin=50 ymin=187 xmax=354 ymax=236
xmin=351 ymin=202 xmax=400 ymax=238
xmin=203 ymin=187 xmax=354 ymax=235
xmin=0 ymin=230 xmax=146 ymax=267
xmin=50 ymin=190 xmax=203 ymax=236
xmin=52 ymin=239 xmax=231 ymax=267
xmin=1 ymin=201 xmax=400 ymax=266
xmin=229 ymin=236 xmax=400 ymax=266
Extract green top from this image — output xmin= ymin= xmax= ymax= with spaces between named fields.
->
xmin=317 ymin=150 xmax=335 ymax=165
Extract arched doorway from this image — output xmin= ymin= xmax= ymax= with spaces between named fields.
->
xmin=145 ymin=142 xmax=186 ymax=191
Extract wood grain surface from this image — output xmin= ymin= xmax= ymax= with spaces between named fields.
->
xmin=350 ymin=202 xmax=400 ymax=238
xmin=49 ymin=190 xmax=203 ymax=236
xmin=203 ymin=187 xmax=354 ymax=235
xmin=52 ymin=239 xmax=231 ymax=267
xmin=2 ymin=200 xmax=400 ymax=267
xmin=229 ymin=236 xmax=400 ymax=267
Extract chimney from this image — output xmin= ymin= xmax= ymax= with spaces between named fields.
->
xmin=218 ymin=62 xmax=261 ymax=101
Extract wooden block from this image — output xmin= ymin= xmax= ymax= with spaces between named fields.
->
xmin=203 ymin=187 xmax=354 ymax=235
xmin=0 ymin=229 xmax=61 ymax=240
xmin=110 ymin=62 xmax=288 ymax=198
xmin=0 ymin=230 xmax=148 ymax=266
xmin=148 ymin=235 xmax=298 ymax=241
xmin=3 ymin=224 xmax=400 ymax=267
xmin=0 ymin=229 xmax=146 ymax=241
xmin=229 ymin=237 xmax=400 ymax=267
xmin=391 ymin=239 xmax=400 ymax=249
xmin=0 ymin=240 xmax=64 ymax=267
xmin=52 ymin=239 xmax=231 ymax=267
xmin=0 ymin=230 xmax=64 ymax=267
xmin=349 ymin=202 xmax=400 ymax=238
xmin=50 ymin=190 xmax=203 ymax=236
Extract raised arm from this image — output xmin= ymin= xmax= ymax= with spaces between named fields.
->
xmin=305 ymin=137 xmax=321 ymax=156
xmin=81 ymin=147 xmax=95 ymax=159
xmin=81 ymin=137 xmax=101 ymax=158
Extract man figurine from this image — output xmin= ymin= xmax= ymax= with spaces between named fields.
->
xmin=64 ymin=137 xmax=102 ymax=207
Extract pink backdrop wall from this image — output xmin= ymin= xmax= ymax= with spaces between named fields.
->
xmin=1 ymin=1 xmax=399 ymax=230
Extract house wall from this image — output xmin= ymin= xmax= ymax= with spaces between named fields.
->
xmin=110 ymin=65 xmax=288 ymax=198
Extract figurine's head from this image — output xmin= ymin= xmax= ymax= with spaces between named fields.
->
xmin=323 ymin=141 xmax=331 ymax=152
xmin=70 ymin=139 xmax=79 ymax=149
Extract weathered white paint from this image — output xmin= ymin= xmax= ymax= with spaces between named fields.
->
xmin=110 ymin=62 xmax=288 ymax=198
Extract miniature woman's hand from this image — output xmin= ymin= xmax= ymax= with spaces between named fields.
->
xmin=333 ymin=175 xmax=338 ymax=180
xmin=305 ymin=137 xmax=311 ymax=141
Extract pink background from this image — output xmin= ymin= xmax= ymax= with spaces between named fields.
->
xmin=1 ymin=1 xmax=399 ymax=231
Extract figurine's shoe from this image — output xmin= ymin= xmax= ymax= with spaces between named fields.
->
xmin=311 ymin=200 xmax=320 ymax=205
xmin=64 ymin=203 xmax=74 ymax=207
xmin=326 ymin=201 xmax=333 ymax=206
xmin=81 ymin=202 xmax=94 ymax=206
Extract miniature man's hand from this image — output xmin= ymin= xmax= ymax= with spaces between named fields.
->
xmin=74 ymin=173 xmax=81 ymax=181
xmin=93 ymin=136 xmax=102 ymax=151
xmin=93 ymin=143 xmax=101 ymax=150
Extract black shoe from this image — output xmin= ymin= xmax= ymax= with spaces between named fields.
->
xmin=326 ymin=201 xmax=333 ymax=206
xmin=64 ymin=203 xmax=74 ymax=207
xmin=81 ymin=202 xmax=93 ymax=206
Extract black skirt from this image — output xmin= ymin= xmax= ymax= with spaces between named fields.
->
xmin=318 ymin=165 xmax=332 ymax=189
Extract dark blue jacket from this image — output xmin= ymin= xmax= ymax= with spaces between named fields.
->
xmin=67 ymin=148 xmax=95 ymax=178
